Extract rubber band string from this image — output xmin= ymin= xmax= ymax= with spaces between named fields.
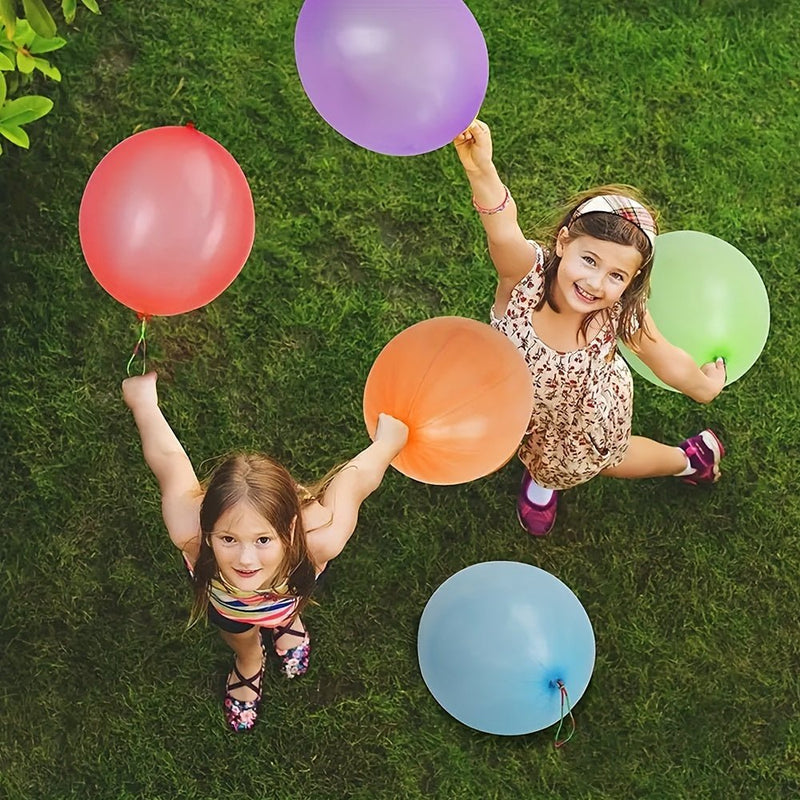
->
xmin=553 ymin=680 xmax=576 ymax=748
xmin=126 ymin=314 xmax=150 ymax=376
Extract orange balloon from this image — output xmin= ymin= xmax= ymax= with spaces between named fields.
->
xmin=363 ymin=317 xmax=534 ymax=485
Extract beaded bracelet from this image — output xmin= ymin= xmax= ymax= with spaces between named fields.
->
xmin=472 ymin=184 xmax=511 ymax=215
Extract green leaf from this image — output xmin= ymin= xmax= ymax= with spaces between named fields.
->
xmin=61 ymin=0 xmax=76 ymax=24
xmin=0 ymin=121 xmax=30 ymax=147
xmin=16 ymin=47 xmax=33 ymax=73
xmin=0 ymin=72 xmax=6 ymax=105
xmin=22 ymin=0 xmax=56 ymax=39
xmin=29 ymin=34 xmax=66 ymax=53
xmin=32 ymin=56 xmax=58 ymax=79
xmin=0 ymin=93 xmax=52 ymax=124
xmin=0 ymin=49 xmax=13 ymax=69
xmin=81 ymin=0 xmax=99 ymax=13
xmin=12 ymin=18 xmax=33 ymax=45
xmin=0 ymin=0 xmax=16 ymax=37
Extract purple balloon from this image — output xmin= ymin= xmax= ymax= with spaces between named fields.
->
xmin=295 ymin=0 xmax=489 ymax=156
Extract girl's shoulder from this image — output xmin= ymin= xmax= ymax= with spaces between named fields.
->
xmin=493 ymin=240 xmax=547 ymax=319
xmin=613 ymin=304 xmax=645 ymax=343
xmin=526 ymin=239 xmax=547 ymax=267
xmin=162 ymin=485 xmax=204 ymax=556
xmin=517 ymin=240 xmax=547 ymax=290
xmin=180 ymin=537 xmax=202 ymax=571
xmin=299 ymin=495 xmax=333 ymax=533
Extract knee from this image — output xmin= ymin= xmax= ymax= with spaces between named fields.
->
xmin=600 ymin=462 xmax=626 ymax=479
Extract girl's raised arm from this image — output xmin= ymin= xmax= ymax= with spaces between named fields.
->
xmin=304 ymin=414 xmax=408 ymax=565
xmin=122 ymin=372 xmax=202 ymax=552
xmin=628 ymin=312 xmax=726 ymax=403
xmin=453 ymin=120 xmax=539 ymax=292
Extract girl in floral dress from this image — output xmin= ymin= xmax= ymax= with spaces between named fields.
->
xmin=453 ymin=120 xmax=727 ymax=535
xmin=122 ymin=371 xmax=408 ymax=731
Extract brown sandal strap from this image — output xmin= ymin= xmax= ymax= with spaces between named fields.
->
xmin=226 ymin=662 xmax=263 ymax=695
xmin=272 ymin=624 xmax=306 ymax=640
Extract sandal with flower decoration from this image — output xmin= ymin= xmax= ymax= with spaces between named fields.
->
xmin=269 ymin=623 xmax=311 ymax=679
xmin=223 ymin=644 xmax=266 ymax=732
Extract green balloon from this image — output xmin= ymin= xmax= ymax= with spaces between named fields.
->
xmin=619 ymin=230 xmax=770 ymax=390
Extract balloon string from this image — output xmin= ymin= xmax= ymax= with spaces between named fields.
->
xmin=553 ymin=680 xmax=576 ymax=748
xmin=126 ymin=315 xmax=150 ymax=376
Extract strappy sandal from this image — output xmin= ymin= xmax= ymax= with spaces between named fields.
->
xmin=269 ymin=623 xmax=311 ymax=679
xmin=223 ymin=644 xmax=266 ymax=732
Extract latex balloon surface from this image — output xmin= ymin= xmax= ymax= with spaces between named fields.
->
xmin=620 ymin=231 xmax=769 ymax=389
xmin=418 ymin=561 xmax=596 ymax=735
xmin=80 ymin=125 xmax=255 ymax=316
xmin=294 ymin=0 xmax=489 ymax=155
xmin=363 ymin=317 xmax=533 ymax=485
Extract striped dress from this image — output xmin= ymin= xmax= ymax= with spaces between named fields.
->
xmin=183 ymin=554 xmax=298 ymax=628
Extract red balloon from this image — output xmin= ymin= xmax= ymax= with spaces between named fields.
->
xmin=79 ymin=125 xmax=255 ymax=316
xmin=363 ymin=317 xmax=534 ymax=485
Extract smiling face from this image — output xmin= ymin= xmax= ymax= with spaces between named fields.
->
xmin=553 ymin=227 xmax=643 ymax=314
xmin=209 ymin=500 xmax=295 ymax=591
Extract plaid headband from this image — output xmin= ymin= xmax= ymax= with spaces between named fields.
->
xmin=570 ymin=195 xmax=657 ymax=249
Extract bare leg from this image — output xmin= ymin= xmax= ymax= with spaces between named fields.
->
xmin=601 ymin=436 xmax=687 ymax=479
xmin=273 ymin=615 xmax=306 ymax=653
xmin=219 ymin=626 xmax=263 ymax=702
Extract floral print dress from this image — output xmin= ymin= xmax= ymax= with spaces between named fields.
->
xmin=490 ymin=241 xmax=637 ymax=490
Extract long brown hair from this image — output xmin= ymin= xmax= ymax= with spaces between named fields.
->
xmin=534 ymin=184 xmax=659 ymax=346
xmin=188 ymin=454 xmax=325 ymax=627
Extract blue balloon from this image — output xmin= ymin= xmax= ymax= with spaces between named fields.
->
xmin=417 ymin=561 xmax=595 ymax=735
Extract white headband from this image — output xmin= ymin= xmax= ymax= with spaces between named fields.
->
xmin=571 ymin=195 xmax=657 ymax=249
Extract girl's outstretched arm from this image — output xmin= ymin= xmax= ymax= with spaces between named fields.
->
xmin=453 ymin=120 xmax=538 ymax=291
xmin=628 ymin=312 xmax=726 ymax=403
xmin=304 ymin=414 xmax=409 ymax=565
xmin=122 ymin=372 xmax=202 ymax=552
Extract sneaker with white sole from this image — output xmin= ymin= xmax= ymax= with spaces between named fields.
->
xmin=677 ymin=429 xmax=725 ymax=485
xmin=516 ymin=471 xmax=558 ymax=536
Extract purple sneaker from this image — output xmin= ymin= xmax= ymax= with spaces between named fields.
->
xmin=678 ymin=429 xmax=725 ymax=485
xmin=516 ymin=472 xmax=558 ymax=536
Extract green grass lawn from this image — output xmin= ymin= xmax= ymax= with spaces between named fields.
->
xmin=1 ymin=1 xmax=798 ymax=797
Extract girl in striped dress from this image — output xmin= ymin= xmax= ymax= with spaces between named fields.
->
xmin=122 ymin=371 xmax=408 ymax=732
